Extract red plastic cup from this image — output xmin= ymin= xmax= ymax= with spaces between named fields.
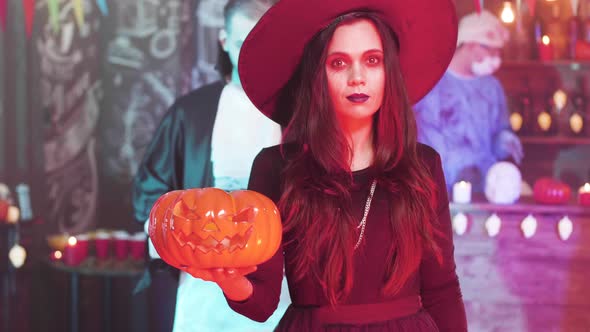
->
xmin=579 ymin=184 xmax=590 ymax=207
xmin=63 ymin=235 xmax=89 ymax=266
xmin=94 ymin=231 xmax=112 ymax=260
xmin=112 ymin=231 xmax=130 ymax=261
xmin=129 ymin=232 xmax=147 ymax=261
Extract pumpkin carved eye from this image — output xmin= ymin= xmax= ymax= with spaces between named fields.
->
xmin=202 ymin=221 xmax=220 ymax=232
xmin=149 ymin=188 xmax=282 ymax=270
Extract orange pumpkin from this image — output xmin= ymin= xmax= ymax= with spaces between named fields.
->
xmin=533 ymin=177 xmax=571 ymax=205
xmin=148 ymin=188 xmax=282 ymax=270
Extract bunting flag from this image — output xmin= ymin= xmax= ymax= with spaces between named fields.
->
xmin=474 ymin=0 xmax=484 ymax=14
xmin=570 ymin=0 xmax=580 ymax=16
xmin=48 ymin=0 xmax=59 ymax=32
xmin=73 ymin=0 xmax=84 ymax=29
xmin=0 ymin=0 xmax=6 ymax=31
xmin=525 ymin=0 xmax=536 ymax=17
xmin=23 ymin=0 xmax=35 ymax=37
xmin=96 ymin=0 xmax=108 ymax=16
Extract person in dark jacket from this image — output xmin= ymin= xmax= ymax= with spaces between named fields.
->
xmin=132 ymin=1 xmax=289 ymax=331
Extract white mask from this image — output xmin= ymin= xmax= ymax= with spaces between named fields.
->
xmin=471 ymin=56 xmax=501 ymax=76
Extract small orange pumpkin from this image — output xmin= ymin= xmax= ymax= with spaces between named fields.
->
xmin=148 ymin=188 xmax=282 ymax=270
xmin=533 ymin=177 xmax=571 ymax=205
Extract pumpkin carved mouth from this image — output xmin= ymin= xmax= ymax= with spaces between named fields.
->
xmin=171 ymin=227 xmax=254 ymax=254
xmin=170 ymin=200 xmax=257 ymax=254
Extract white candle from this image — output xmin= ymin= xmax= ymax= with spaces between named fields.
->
xmin=453 ymin=181 xmax=472 ymax=204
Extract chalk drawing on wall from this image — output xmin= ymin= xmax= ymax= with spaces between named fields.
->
xmin=102 ymin=0 xmax=194 ymax=180
xmin=37 ymin=0 xmax=101 ymax=234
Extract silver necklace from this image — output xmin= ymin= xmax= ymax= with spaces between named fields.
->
xmin=354 ymin=179 xmax=377 ymax=250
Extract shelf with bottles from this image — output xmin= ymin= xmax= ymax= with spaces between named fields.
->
xmin=507 ymin=76 xmax=589 ymax=143
xmin=502 ymin=60 xmax=590 ymax=70
xmin=499 ymin=0 xmax=590 ymax=67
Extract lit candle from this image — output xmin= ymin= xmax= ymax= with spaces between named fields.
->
xmin=453 ymin=181 xmax=472 ymax=204
xmin=0 ymin=200 xmax=19 ymax=224
xmin=579 ymin=183 xmax=590 ymax=207
xmin=50 ymin=250 xmax=63 ymax=261
xmin=500 ymin=2 xmax=515 ymax=24
xmin=63 ymin=236 xmax=79 ymax=266
xmin=538 ymin=35 xmax=554 ymax=61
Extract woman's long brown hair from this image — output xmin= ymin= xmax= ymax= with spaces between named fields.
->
xmin=277 ymin=12 xmax=442 ymax=305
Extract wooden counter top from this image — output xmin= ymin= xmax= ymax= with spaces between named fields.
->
xmin=450 ymin=196 xmax=590 ymax=216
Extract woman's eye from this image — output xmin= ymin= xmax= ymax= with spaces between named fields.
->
xmin=331 ymin=59 xmax=345 ymax=68
xmin=367 ymin=56 xmax=380 ymax=65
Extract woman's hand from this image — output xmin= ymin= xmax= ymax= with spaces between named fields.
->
xmin=186 ymin=266 xmax=258 ymax=301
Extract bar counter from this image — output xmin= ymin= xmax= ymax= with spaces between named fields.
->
xmin=450 ymin=195 xmax=590 ymax=331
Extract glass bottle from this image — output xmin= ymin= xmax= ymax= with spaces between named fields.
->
xmin=545 ymin=3 xmax=567 ymax=60
xmin=569 ymin=78 xmax=587 ymax=136
xmin=535 ymin=95 xmax=558 ymax=135
xmin=583 ymin=0 xmax=590 ymax=42
xmin=568 ymin=14 xmax=580 ymax=59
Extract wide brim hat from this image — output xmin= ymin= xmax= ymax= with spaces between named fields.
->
xmin=238 ymin=0 xmax=458 ymax=127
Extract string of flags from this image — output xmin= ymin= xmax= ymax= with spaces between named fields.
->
xmin=0 ymin=0 xmax=586 ymax=36
xmin=452 ymin=212 xmax=576 ymax=241
xmin=0 ymin=0 xmax=108 ymax=37
xmin=525 ymin=0 xmax=536 ymax=17
xmin=0 ymin=0 xmax=6 ymax=31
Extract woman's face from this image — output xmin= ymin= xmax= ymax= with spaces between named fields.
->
xmin=325 ymin=19 xmax=385 ymax=126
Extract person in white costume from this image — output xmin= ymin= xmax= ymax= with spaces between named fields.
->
xmin=133 ymin=1 xmax=290 ymax=331
xmin=413 ymin=10 xmax=524 ymax=193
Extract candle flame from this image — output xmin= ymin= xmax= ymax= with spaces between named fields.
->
xmin=68 ymin=236 xmax=77 ymax=246
xmin=542 ymin=35 xmax=550 ymax=45
xmin=553 ymin=89 xmax=568 ymax=111
xmin=583 ymin=183 xmax=590 ymax=191
xmin=54 ymin=251 xmax=63 ymax=259
xmin=500 ymin=3 xmax=515 ymax=23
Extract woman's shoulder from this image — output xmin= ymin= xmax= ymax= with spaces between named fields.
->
xmin=257 ymin=143 xmax=299 ymax=164
xmin=252 ymin=144 xmax=295 ymax=177
xmin=416 ymin=143 xmax=441 ymax=167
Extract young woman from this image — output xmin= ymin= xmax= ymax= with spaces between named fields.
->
xmin=188 ymin=0 xmax=467 ymax=330
xmin=134 ymin=1 xmax=290 ymax=331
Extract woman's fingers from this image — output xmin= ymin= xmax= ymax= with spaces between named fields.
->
xmin=185 ymin=266 xmax=258 ymax=282
xmin=236 ymin=266 xmax=258 ymax=276
xmin=186 ymin=267 xmax=214 ymax=281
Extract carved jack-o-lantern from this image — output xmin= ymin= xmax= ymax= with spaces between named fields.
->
xmin=148 ymin=188 xmax=282 ymax=270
